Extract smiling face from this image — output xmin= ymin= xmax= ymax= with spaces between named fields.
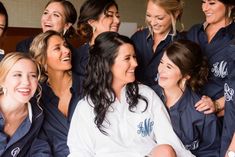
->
xmin=93 ymin=5 xmax=120 ymax=34
xmin=145 ymin=0 xmax=172 ymax=36
xmin=46 ymin=35 xmax=71 ymax=72
xmin=2 ymin=59 xmax=38 ymax=105
xmin=41 ymin=2 xmax=69 ymax=33
xmin=158 ymin=53 xmax=183 ymax=90
xmin=0 ymin=14 xmax=6 ymax=37
xmin=202 ymin=0 xmax=227 ymax=25
xmin=111 ymin=43 xmax=137 ymax=89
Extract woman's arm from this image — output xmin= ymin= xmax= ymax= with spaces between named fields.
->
xmin=67 ymin=100 xmax=95 ymax=157
xmin=29 ymin=129 xmax=52 ymax=157
xmin=195 ymin=96 xmax=224 ymax=116
xmin=197 ymin=114 xmax=221 ymax=156
xmin=152 ymin=93 xmax=195 ymax=157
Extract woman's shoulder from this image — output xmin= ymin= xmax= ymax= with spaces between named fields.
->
xmin=16 ymin=36 xmax=36 ymax=52
xmin=131 ymin=28 xmax=150 ymax=40
xmin=138 ymin=83 xmax=155 ymax=94
xmin=183 ymin=88 xmax=201 ymax=106
xmin=72 ymin=72 xmax=84 ymax=90
xmin=185 ymin=23 xmax=204 ymax=42
xmin=188 ymin=23 xmax=203 ymax=31
xmin=40 ymin=81 xmax=53 ymax=95
xmin=75 ymin=97 xmax=94 ymax=114
xmin=76 ymin=43 xmax=89 ymax=52
xmin=183 ymin=89 xmax=216 ymax=118
xmin=72 ymin=43 xmax=89 ymax=66
xmin=228 ymin=41 xmax=235 ymax=59
xmin=30 ymin=101 xmax=44 ymax=119
xmin=227 ymin=21 xmax=235 ymax=33
xmin=137 ymin=84 xmax=163 ymax=104
xmin=186 ymin=23 xmax=204 ymax=36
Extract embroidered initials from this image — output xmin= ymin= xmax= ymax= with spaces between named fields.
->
xmin=211 ymin=61 xmax=228 ymax=78
xmin=137 ymin=118 xmax=154 ymax=137
xmin=224 ymin=83 xmax=234 ymax=101
xmin=11 ymin=147 xmax=20 ymax=157
xmin=185 ymin=139 xmax=199 ymax=150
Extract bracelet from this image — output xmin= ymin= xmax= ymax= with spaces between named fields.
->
xmin=213 ymin=101 xmax=221 ymax=113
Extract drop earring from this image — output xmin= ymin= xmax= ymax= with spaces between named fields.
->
xmin=92 ymin=26 xmax=96 ymax=33
xmin=180 ymin=79 xmax=186 ymax=90
xmin=155 ymin=73 xmax=159 ymax=82
xmin=2 ymin=87 xmax=7 ymax=96
xmin=44 ymin=64 xmax=47 ymax=72
xmin=63 ymin=29 xmax=67 ymax=35
xmin=227 ymin=8 xmax=231 ymax=18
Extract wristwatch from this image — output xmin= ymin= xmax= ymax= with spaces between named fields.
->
xmin=228 ymin=150 xmax=235 ymax=157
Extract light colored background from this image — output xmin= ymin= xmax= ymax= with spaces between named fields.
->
xmin=1 ymin=0 xmax=204 ymax=31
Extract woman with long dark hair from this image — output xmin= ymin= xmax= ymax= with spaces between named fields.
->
xmin=68 ymin=32 xmax=194 ymax=157
xmin=72 ymin=0 xmax=120 ymax=75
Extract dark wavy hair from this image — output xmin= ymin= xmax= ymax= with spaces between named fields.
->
xmin=165 ymin=40 xmax=209 ymax=92
xmin=77 ymin=0 xmax=118 ymax=42
xmin=84 ymin=32 xmax=148 ymax=134
xmin=219 ymin=0 xmax=235 ymax=5
xmin=218 ymin=0 xmax=235 ymax=18
xmin=0 ymin=1 xmax=8 ymax=35
xmin=45 ymin=0 xmax=77 ymax=38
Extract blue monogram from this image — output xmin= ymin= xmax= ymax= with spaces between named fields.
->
xmin=137 ymin=118 xmax=154 ymax=137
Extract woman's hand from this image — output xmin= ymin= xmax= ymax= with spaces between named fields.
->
xmin=195 ymin=96 xmax=225 ymax=116
xmin=195 ymin=95 xmax=215 ymax=114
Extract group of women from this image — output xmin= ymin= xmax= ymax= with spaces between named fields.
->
xmin=0 ymin=0 xmax=234 ymax=157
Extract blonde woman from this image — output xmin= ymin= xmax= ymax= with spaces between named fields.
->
xmin=131 ymin=0 xmax=184 ymax=87
xmin=0 ymin=52 xmax=43 ymax=157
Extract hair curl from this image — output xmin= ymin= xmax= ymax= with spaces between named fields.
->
xmin=77 ymin=0 xmax=118 ymax=42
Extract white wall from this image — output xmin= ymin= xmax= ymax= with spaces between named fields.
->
xmin=1 ymin=0 xmax=204 ymax=30
xmin=1 ymin=0 xmax=85 ymax=28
